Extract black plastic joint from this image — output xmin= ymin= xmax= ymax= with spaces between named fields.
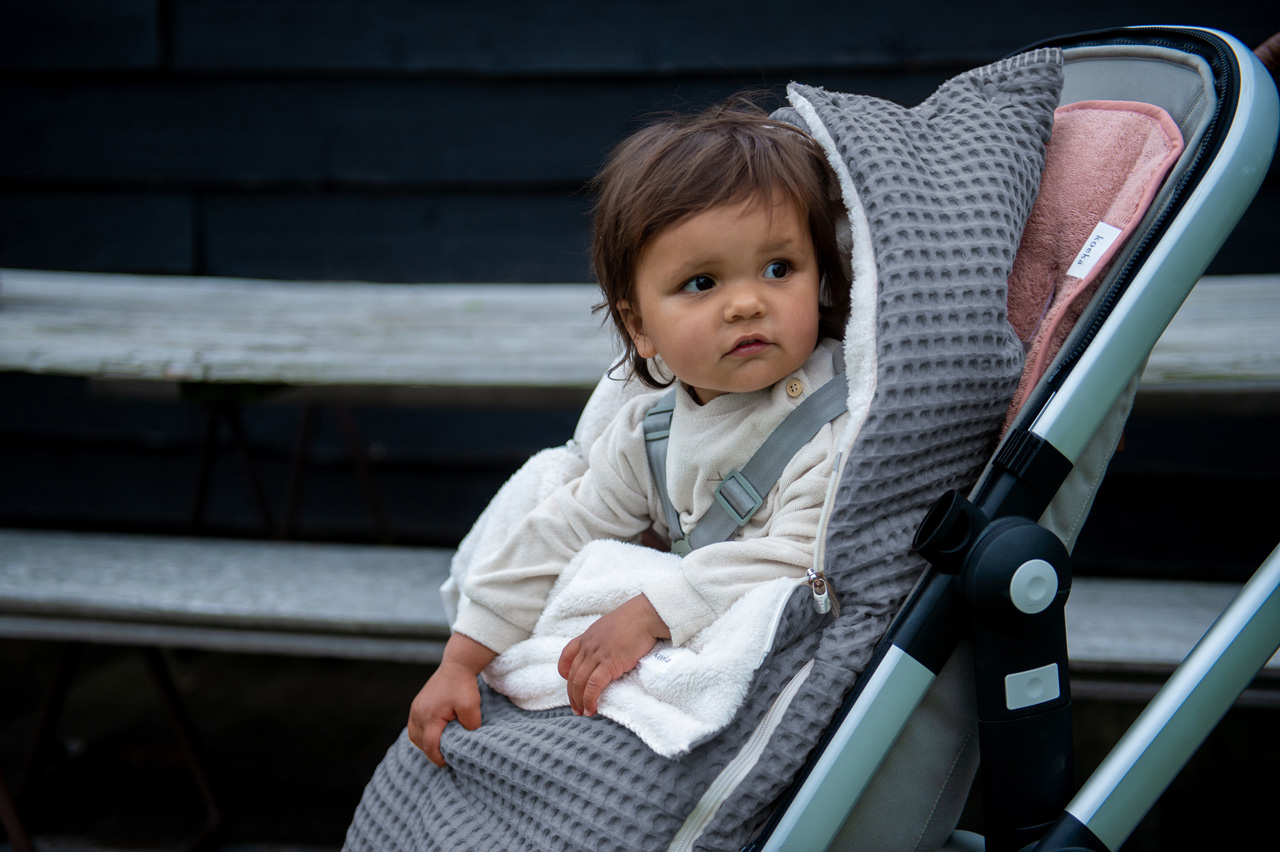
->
xmin=913 ymin=490 xmax=988 ymax=574
xmin=980 ymin=429 xmax=1074 ymax=521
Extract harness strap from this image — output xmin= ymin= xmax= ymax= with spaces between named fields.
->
xmin=641 ymin=392 xmax=686 ymax=553
xmin=642 ymin=370 xmax=849 ymax=556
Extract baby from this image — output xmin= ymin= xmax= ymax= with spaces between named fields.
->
xmin=410 ymin=98 xmax=852 ymax=767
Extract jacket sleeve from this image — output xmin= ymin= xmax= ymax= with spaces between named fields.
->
xmin=455 ymin=398 xmax=657 ymax=653
xmin=639 ymin=425 xmax=840 ymax=646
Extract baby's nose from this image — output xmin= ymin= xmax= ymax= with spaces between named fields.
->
xmin=724 ymin=284 xmax=766 ymax=319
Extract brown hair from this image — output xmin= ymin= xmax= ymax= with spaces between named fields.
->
xmin=590 ymin=96 xmax=851 ymax=387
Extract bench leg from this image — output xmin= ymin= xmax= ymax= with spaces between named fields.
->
xmin=15 ymin=643 xmax=80 ymax=797
xmin=190 ymin=403 xmax=277 ymax=537
xmin=281 ymin=401 xmax=320 ymax=539
xmin=0 ymin=770 xmax=34 ymax=852
xmin=193 ymin=399 xmax=392 ymax=543
xmin=15 ymin=643 xmax=221 ymax=850
xmin=189 ymin=407 xmax=221 ymax=533
xmin=222 ymin=405 xmax=278 ymax=536
xmin=143 ymin=648 xmax=221 ymax=849
xmin=334 ymin=406 xmax=391 ymax=544
xmin=282 ymin=404 xmax=393 ymax=544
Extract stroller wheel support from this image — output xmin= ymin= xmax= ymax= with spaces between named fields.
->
xmin=916 ymin=428 xmax=1075 ymax=852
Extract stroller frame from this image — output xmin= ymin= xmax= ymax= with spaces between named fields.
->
xmin=750 ymin=26 xmax=1279 ymax=852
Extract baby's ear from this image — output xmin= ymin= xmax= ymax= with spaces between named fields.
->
xmin=619 ymin=301 xmax=657 ymax=359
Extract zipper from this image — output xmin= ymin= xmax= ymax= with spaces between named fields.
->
xmin=666 ymin=659 xmax=817 ymax=852
xmin=807 ymin=567 xmax=832 ymax=615
xmin=808 ymin=451 xmax=843 ymax=617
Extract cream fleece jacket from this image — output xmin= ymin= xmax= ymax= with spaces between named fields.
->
xmin=456 ymin=339 xmax=847 ymax=652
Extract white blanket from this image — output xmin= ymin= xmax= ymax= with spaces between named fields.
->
xmin=482 ymin=538 xmax=802 ymax=757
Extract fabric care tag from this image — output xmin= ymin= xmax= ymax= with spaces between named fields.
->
xmin=1067 ymin=221 xmax=1123 ymax=279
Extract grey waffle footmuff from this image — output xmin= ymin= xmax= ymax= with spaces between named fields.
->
xmin=346 ymin=48 xmax=1062 ymax=852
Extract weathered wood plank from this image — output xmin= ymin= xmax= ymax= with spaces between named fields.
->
xmin=1139 ymin=275 xmax=1280 ymax=392
xmin=5 ymin=270 xmax=1274 ymax=396
xmin=0 ymin=270 xmax=617 ymax=390
xmin=1066 ymin=576 xmax=1279 ymax=672
xmin=0 ymin=614 xmax=446 ymax=663
xmin=0 ymin=530 xmax=452 ymax=637
xmin=1 ymin=529 xmax=1273 ymax=674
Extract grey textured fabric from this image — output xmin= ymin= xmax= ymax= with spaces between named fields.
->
xmin=830 ymin=642 xmax=979 ymax=852
xmin=345 ymin=48 xmax=1061 ymax=852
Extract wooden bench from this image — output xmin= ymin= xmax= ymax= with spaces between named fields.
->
xmin=0 ymin=529 xmax=458 ymax=850
xmin=0 ymin=267 xmax=620 ymax=539
xmin=0 ymin=268 xmax=1277 ymax=673
xmin=0 ymin=268 xmax=621 ymax=848
xmin=0 ymin=268 xmax=1276 ymax=848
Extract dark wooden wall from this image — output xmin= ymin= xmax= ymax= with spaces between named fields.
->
xmin=1 ymin=3 xmax=1277 ymax=559
xmin=3 ymin=1 xmax=1277 ymax=283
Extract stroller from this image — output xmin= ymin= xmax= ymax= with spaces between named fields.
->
xmin=751 ymin=25 xmax=1280 ymax=852
xmin=347 ymin=25 xmax=1278 ymax=852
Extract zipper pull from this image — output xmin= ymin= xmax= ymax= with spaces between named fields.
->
xmin=807 ymin=567 xmax=836 ymax=616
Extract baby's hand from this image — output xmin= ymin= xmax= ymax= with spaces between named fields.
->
xmin=408 ymin=660 xmax=481 ymax=767
xmin=557 ymin=594 xmax=670 ymax=717
xmin=408 ymin=633 xmax=495 ymax=767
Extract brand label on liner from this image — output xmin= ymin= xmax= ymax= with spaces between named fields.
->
xmin=1067 ymin=221 xmax=1123 ymax=280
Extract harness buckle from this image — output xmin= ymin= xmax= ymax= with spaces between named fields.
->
xmin=714 ymin=470 xmax=764 ymax=527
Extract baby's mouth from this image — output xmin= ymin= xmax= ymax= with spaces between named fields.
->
xmin=730 ymin=338 xmax=770 ymax=356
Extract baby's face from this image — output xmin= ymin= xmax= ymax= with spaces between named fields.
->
xmin=622 ymin=194 xmax=821 ymax=404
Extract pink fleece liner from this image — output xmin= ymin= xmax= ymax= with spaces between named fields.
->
xmin=1003 ymin=100 xmax=1184 ymax=432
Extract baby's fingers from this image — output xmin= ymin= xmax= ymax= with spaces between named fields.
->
xmin=565 ymin=652 xmax=585 ymax=715
xmin=568 ymin=658 xmax=614 ymax=717
xmin=558 ymin=637 xmax=581 ymax=682
xmin=456 ymin=696 xmax=482 ymax=732
xmin=579 ymin=665 xmax=614 ymax=717
xmin=563 ymin=649 xmax=591 ymax=715
xmin=421 ymin=716 xmax=450 ymax=768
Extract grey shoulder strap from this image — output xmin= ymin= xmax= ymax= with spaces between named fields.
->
xmin=642 ymin=371 xmax=849 ymax=556
xmin=641 ymin=390 xmax=685 ymax=552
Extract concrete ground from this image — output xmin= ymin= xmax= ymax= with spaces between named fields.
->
xmin=2 ymin=638 xmax=1276 ymax=852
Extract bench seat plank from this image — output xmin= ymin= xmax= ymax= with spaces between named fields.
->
xmin=1140 ymin=274 xmax=1280 ymax=390
xmin=0 ymin=530 xmax=452 ymax=640
xmin=0 ymin=614 xmax=447 ymax=663
xmin=2 ymin=269 xmax=1276 ymax=404
xmin=3 ymin=530 xmax=1277 ymax=680
xmin=0 ymin=270 xmax=616 ymax=390
xmin=1065 ymin=576 xmax=1279 ymax=674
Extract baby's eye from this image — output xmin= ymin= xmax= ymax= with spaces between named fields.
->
xmin=764 ymin=261 xmax=790 ymax=279
xmin=680 ymin=275 xmax=716 ymax=293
